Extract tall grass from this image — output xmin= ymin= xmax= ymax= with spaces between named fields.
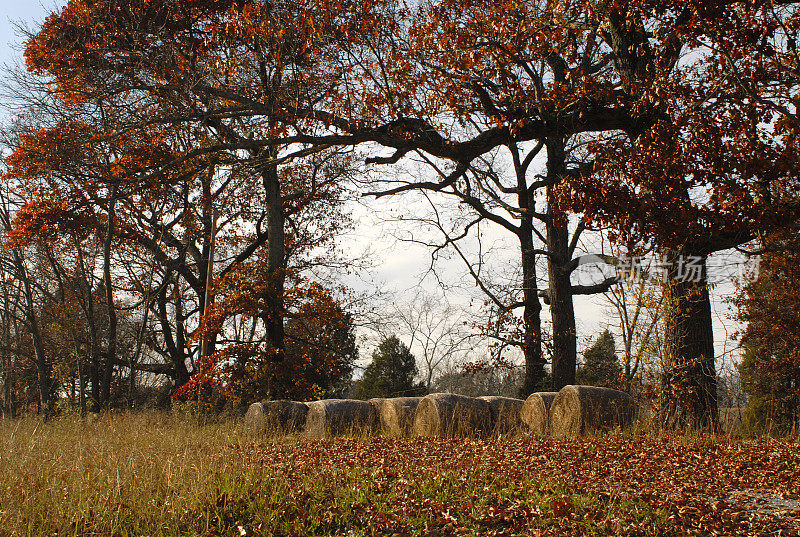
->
xmin=0 ymin=413 xmax=263 ymax=536
xmin=1 ymin=412 xmax=795 ymax=536
xmin=0 ymin=412 xmax=667 ymax=536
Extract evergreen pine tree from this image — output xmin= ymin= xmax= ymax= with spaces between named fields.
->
xmin=356 ymin=336 xmax=421 ymax=398
xmin=577 ymin=330 xmax=621 ymax=388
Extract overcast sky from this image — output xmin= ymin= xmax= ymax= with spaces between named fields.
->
xmin=0 ymin=0 xmax=747 ymax=374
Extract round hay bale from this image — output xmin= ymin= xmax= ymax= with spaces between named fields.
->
xmin=479 ymin=396 xmax=525 ymax=434
xmin=374 ymin=397 xmax=423 ymax=436
xmin=413 ymin=393 xmax=492 ymax=437
xmin=549 ymin=385 xmax=637 ymax=438
xmin=302 ymin=399 xmax=378 ymax=438
xmin=368 ymin=397 xmax=386 ymax=408
xmin=245 ymin=402 xmax=267 ymax=434
xmin=245 ymin=400 xmax=309 ymax=434
xmin=520 ymin=392 xmax=559 ymax=436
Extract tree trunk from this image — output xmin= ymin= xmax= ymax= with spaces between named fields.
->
xmin=547 ymin=219 xmax=577 ymax=391
xmin=101 ymin=187 xmax=118 ymax=408
xmin=544 ymin=138 xmax=578 ymax=391
xmin=129 ymin=293 xmax=151 ymax=410
xmin=156 ymin=279 xmax=192 ymax=393
xmin=79 ymin=359 xmax=86 ymax=417
xmin=22 ymin=266 xmax=51 ymax=417
xmin=545 ymin=138 xmax=578 ymax=391
xmin=512 ymin=142 xmax=546 ymax=397
xmin=200 ymin=207 xmax=217 ymax=360
xmin=1 ymin=351 xmax=10 ymax=419
xmin=262 ymin=158 xmax=286 ymax=360
xmin=90 ymin=350 xmax=100 ymax=411
xmin=1 ymin=292 xmax=12 ymax=419
xmin=661 ymin=251 xmax=718 ymax=429
xmin=76 ymin=244 xmax=102 ymax=411
xmin=519 ymin=233 xmax=545 ymax=396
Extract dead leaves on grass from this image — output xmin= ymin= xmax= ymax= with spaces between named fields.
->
xmin=227 ymin=435 xmax=800 ymax=536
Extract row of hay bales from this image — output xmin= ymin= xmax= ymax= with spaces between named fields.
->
xmin=245 ymin=385 xmax=637 ymax=438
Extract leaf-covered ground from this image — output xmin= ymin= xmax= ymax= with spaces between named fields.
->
xmin=231 ymin=435 xmax=800 ymax=537
xmin=1 ymin=415 xmax=798 ymax=536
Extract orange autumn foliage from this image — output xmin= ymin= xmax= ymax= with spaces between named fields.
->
xmin=174 ymin=261 xmax=357 ymax=408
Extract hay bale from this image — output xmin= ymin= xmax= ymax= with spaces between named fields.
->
xmin=245 ymin=400 xmax=309 ymax=434
xmin=520 ymin=392 xmax=559 ymax=436
xmin=479 ymin=396 xmax=525 ymax=434
xmin=368 ymin=397 xmax=386 ymax=409
xmin=413 ymin=393 xmax=492 ymax=437
xmin=302 ymin=399 xmax=378 ymax=438
xmin=245 ymin=402 xmax=267 ymax=433
xmin=549 ymin=385 xmax=637 ymax=438
xmin=374 ymin=397 xmax=423 ymax=436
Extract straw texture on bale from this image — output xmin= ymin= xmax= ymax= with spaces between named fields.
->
xmin=549 ymin=385 xmax=636 ymax=437
xmin=374 ymin=397 xmax=423 ymax=436
xmin=245 ymin=400 xmax=309 ymax=434
xmin=302 ymin=399 xmax=378 ymax=438
xmin=479 ymin=396 xmax=525 ymax=434
xmin=520 ymin=392 xmax=558 ymax=436
xmin=413 ymin=393 xmax=492 ymax=437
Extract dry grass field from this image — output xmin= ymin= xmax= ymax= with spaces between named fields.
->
xmin=0 ymin=412 xmax=798 ymax=536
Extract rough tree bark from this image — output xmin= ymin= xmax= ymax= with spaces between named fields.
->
xmin=545 ymin=138 xmax=578 ymax=390
xmin=512 ymin=144 xmax=546 ymax=396
xmin=519 ymin=233 xmax=545 ymax=395
xmin=547 ymin=219 xmax=578 ymax=390
xmin=262 ymin=157 xmax=286 ymax=361
xmin=661 ymin=251 xmax=718 ymax=429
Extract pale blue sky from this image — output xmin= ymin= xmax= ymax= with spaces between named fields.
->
xmin=0 ymin=1 xmax=65 ymax=70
